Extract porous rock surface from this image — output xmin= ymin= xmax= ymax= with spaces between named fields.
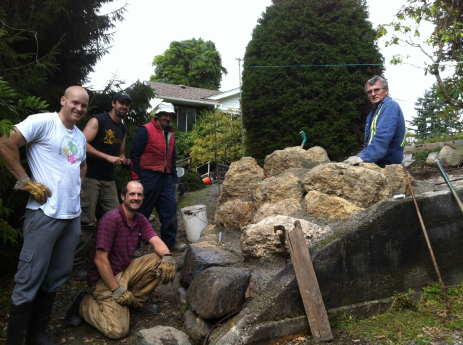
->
xmin=252 ymin=198 xmax=302 ymax=224
xmin=217 ymin=157 xmax=264 ymax=206
xmin=241 ymin=215 xmax=331 ymax=259
xmin=214 ymin=198 xmax=255 ymax=230
xmin=303 ymin=163 xmax=393 ymax=208
xmin=305 ymin=191 xmax=364 ymax=223
xmin=186 ymin=267 xmax=251 ymax=319
xmin=137 ymin=326 xmax=191 ymax=345
xmin=263 ymin=146 xmax=330 ymax=178
xmin=252 ymin=172 xmax=303 ymax=209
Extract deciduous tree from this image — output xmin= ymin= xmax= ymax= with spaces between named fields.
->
xmin=150 ymin=38 xmax=228 ymax=90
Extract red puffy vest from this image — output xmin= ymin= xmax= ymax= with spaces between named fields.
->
xmin=139 ymin=118 xmax=175 ymax=173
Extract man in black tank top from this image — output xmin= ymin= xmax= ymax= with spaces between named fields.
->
xmin=71 ymin=92 xmax=130 ymax=281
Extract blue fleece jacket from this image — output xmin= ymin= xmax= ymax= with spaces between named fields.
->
xmin=357 ymin=96 xmax=406 ymax=168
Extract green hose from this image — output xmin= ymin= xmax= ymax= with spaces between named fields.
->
xmin=300 ymin=131 xmax=307 ymax=148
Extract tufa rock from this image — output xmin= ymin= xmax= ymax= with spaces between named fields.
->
xmin=263 ymin=146 xmax=330 ymax=178
xmin=436 ymin=146 xmax=463 ymax=167
xmin=241 ymin=215 xmax=331 ymax=259
xmin=303 ymin=163 xmax=391 ymax=208
xmin=180 ymin=242 xmax=243 ymax=288
xmin=252 ymin=173 xmax=303 ymax=209
xmin=245 ymin=274 xmax=265 ymax=302
xmin=137 ymin=326 xmax=191 ymax=345
xmin=184 ymin=309 xmax=211 ymax=345
xmin=305 ymin=191 xmax=364 ymax=223
xmin=252 ymin=198 xmax=302 ymax=224
xmin=360 ymin=163 xmax=414 ymax=195
xmin=217 ymin=157 xmax=264 ymax=206
xmin=186 ymin=267 xmax=251 ymax=319
xmin=215 ymin=199 xmax=255 ymax=230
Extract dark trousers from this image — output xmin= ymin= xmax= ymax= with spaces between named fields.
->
xmin=138 ymin=171 xmax=178 ymax=247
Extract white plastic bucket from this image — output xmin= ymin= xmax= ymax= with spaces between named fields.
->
xmin=181 ymin=205 xmax=208 ymax=243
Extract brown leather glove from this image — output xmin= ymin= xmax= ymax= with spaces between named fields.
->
xmin=112 ymin=285 xmax=138 ymax=306
xmin=157 ymin=254 xmax=176 ymax=284
xmin=14 ymin=174 xmax=52 ymax=204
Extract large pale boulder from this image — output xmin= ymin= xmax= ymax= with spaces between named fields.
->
xmin=217 ymin=157 xmax=265 ymax=206
xmin=263 ymin=146 xmax=330 ymax=178
xmin=137 ymin=326 xmax=191 ymax=345
xmin=252 ymin=173 xmax=303 ymax=209
xmin=252 ymin=198 xmax=302 ymax=224
xmin=305 ymin=191 xmax=364 ymax=223
xmin=303 ymin=163 xmax=391 ymax=208
xmin=215 ymin=199 xmax=255 ymax=230
xmin=426 ymin=152 xmax=438 ymax=165
xmin=241 ymin=215 xmax=331 ymax=259
xmin=359 ymin=163 xmax=413 ymax=195
xmin=436 ymin=146 xmax=463 ymax=167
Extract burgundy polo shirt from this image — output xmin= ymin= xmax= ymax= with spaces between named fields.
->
xmin=87 ymin=205 xmax=157 ymax=287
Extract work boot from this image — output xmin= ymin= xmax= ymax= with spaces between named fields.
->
xmin=71 ymin=267 xmax=87 ymax=281
xmin=169 ymin=242 xmax=188 ymax=252
xmin=65 ymin=291 xmax=87 ymax=328
xmin=25 ymin=289 xmax=57 ymax=345
xmin=130 ymin=302 xmax=160 ymax=315
xmin=6 ymin=301 xmax=32 ymax=345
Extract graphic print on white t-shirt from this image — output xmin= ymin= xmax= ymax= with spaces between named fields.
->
xmin=59 ymin=135 xmax=82 ymax=164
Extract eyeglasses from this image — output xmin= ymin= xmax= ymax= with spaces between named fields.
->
xmin=366 ymin=88 xmax=385 ymax=95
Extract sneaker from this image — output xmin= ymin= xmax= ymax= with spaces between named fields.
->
xmin=65 ymin=291 xmax=87 ymax=327
xmin=169 ymin=242 xmax=188 ymax=252
xmin=132 ymin=249 xmax=142 ymax=259
xmin=130 ymin=302 xmax=160 ymax=315
xmin=71 ymin=268 xmax=87 ymax=281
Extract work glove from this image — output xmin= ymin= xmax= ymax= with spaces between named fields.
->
xmin=112 ymin=285 xmax=138 ymax=307
xmin=343 ymin=156 xmax=363 ymax=166
xmin=14 ymin=173 xmax=52 ymax=204
xmin=157 ymin=254 xmax=176 ymax=285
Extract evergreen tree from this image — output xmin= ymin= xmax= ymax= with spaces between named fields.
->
xmin=242 ymin=0 xmax=383 ymax=162
xmin=1 ymin=0 xmax=126 ymax=109
xmin=150 ymin=38 xmax=228 ymax=90
xmin=410 ymin=85 xmax=462 ymax=140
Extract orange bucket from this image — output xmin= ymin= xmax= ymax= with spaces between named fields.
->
xmin=203 ymin=177 xmax=211 ymax=184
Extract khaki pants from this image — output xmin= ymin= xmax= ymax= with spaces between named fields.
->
xmin=80 ymin=253 xmax=162 ymax=339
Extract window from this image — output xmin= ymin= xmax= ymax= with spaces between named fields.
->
xmin=177 ymin=107 xmax=197 ymax=132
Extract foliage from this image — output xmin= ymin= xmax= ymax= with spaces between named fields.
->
xmin=181 ymin=172 xmax=205 ymax=192
xmin=183 ymin=109 xmax=243 ymax=167
xmin=1 ymin=0 xmax=127 ymax=108
xmin=242 ymin=0 xmax=384 ymax=163
xmin=390 ymin=289 xmax=417 ymax=311
xmin=410 ymin=85 xmax=463 ymax=141
xmin=150 ymin=38 xmax=228 ymax=90
xmin=412 ymin=147 xmax=441 ymax=164
xmin=377 ymin=0 xmax=463 ymax=109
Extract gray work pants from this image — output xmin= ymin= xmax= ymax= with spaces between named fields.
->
xmin=12 ymin=209 xmax=80 ymax=305
xmin=73 ymin=178 xmax=119 ymax=268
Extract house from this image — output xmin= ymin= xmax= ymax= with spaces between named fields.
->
xmin=146 ymin=81 xmax=240 ymax=132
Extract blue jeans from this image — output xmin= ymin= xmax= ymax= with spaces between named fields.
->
xmin=12 ymin=209 xmax=80 ymax=305
xmin=138 ymin=171 xmax=178 ymax=247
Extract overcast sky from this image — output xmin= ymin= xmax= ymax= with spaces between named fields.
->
xmin=85 ymin=0 xmax=441 ymax=124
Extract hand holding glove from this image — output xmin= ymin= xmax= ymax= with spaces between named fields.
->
xmin=157 ymin=254 xmax=176 ymax=284
xmin=112 ymin=285 xmax=138 ymax=306
xmin=14 ymin=174 xmax=52 ymax=204
xmin=343 ymin=156 xmax=363 ymax=166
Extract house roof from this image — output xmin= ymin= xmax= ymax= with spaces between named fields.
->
xmin=146 ymin=81 xmax=222 ymax=105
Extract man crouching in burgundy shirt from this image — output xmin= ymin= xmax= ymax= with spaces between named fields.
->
xmin=64 ymin=180 xmax=176 ymax=339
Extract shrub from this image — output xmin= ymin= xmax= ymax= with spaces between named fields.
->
xmin=181 ymin=172 xmax=205 ymax=192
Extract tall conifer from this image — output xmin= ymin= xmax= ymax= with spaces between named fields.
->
xmin=242 ymin=0 xmax=383 ymax=162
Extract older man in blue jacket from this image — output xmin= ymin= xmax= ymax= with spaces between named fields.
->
xmin=344 ymin=76 xmax=406 ymax=168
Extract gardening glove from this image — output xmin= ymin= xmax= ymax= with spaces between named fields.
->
xmin=13 ymin=173 xmax=52 ymax=204
xmin=157 ymin=254 xmax=176 ymax=285
xmin=112 ymin=285 xmax=138 ymax=307
xmin=343 ymin=156 xmax=363 ymax=166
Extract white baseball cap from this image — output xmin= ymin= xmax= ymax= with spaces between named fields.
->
xmin=155 ymin=102 xmax=175 ymax=115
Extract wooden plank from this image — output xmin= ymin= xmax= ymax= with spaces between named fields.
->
xmin=287 ymin=220 xmax=333 ymax=343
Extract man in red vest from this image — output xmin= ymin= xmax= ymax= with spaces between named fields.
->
xmin=130 ymin=102 xmax=187 ymax=252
